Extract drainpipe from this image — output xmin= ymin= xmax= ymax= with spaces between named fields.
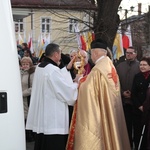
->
xmin=31 ymin=9 xmax=33 ymax=30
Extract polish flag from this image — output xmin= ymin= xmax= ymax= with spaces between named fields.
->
xmin=80 ymin=35 xmax=87 ymax=51
xmin=28 ymin=32 xmax=34 ymax=54
xmin=122 ymin=25 xmax=132 ymax=49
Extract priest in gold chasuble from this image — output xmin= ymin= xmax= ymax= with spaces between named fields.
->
xmin=66 ymin=39 xmax=130 ymax=150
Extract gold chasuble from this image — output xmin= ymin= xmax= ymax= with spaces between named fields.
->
xmin=66 ymin=56 xmax=130 ymax=150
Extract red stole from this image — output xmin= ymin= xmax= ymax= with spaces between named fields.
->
xmin=66 ymin=76 xmax=87 ymax=150
xmin=83 ymin=63 xmax=91 ymax=76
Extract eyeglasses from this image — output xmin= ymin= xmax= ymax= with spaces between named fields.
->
xmin=125 ymin=52 xmax=135 ymax=55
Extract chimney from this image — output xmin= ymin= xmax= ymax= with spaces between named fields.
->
xmin=138 ymin=3 xmax=141 ymax=15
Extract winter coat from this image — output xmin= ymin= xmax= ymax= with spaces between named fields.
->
xmin=21 ymin=66 xmax=35 ymax=119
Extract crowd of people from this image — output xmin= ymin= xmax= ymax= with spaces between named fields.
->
xmin=17 ymin=40 xmax=150 ymax=150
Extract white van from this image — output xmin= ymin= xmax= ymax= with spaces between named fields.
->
xmin=0 ymin=0 xmax=25 ymax=149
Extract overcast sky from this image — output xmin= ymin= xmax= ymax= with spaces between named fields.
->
xmin=119 ymin=0 xmax=150 ymax=19
xmin=120 ymin=0 xmax=150 ymax=12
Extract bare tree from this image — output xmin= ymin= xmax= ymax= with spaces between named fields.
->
xmin=92 ymin=0 xmax=122 ymax=48
xmin=48 ymin=0 xmax=122 ymax=50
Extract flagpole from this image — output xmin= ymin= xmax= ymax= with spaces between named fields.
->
xmin=17 ymin=20 xmax=20 ymax=45
xmin=30 ymin=9 xmax=34 ymax=54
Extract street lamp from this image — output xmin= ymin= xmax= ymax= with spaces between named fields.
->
xmin=119 ymin=6 xmax=135 ymax=12
xmin=119 ymin=6 xmax=135 ymax=19
xmin=118 ymin=6 xmax=135 ymax=28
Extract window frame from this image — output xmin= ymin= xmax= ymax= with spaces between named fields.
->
xmin=69 ymin=18 xmax=78 ymax=33
xmin=15 ymin=19 xmax=24 ymax=33
xmin=41 ymin=17 xmax=51 ymax=33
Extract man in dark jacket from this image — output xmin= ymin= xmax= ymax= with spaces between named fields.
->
xmin=116 ymin=47 xmax=140 ymax=148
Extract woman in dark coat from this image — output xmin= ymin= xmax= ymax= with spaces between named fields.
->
xmin=131 ymin=56 xmax=150 ymax=149
xmin=143 ymin=86 xmax=150 ymax=150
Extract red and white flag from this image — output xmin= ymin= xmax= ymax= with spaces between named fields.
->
xmin=122 ymin=25 xmax=132 ymax=49
xmin=28 ymin=31 xmax=34 ymax=54
xmin=80 ymin=34 xmax=87 ymax=51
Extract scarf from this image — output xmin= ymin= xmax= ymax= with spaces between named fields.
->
xmin=142 ymin=71 xmax=150 ymax=79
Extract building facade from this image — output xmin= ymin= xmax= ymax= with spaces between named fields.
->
xmin=11 ymin=0 xmax=95 ymax=55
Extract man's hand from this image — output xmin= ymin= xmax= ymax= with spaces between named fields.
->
xmin=73 ymin=74 xmax=83 ymax=83
xmin=139 ymin=106 xmax=143 ymax=112
xmin=66 ymin=56 xmax=76 ymax=70
xmin=123 ymin=90 xmax=131 ymax=98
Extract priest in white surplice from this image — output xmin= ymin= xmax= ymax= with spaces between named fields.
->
xmin=26 ymin=43 xmax=80 ymax=150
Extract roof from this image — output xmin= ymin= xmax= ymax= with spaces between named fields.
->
xmin=121 ymin=14 xmax=146 ymax=24
xmin=11 ymin=0 xmax=96 ymax=10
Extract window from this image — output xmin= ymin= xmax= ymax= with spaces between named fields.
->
xmin=15 ymin=19 xmax=24 ymax=32
xmin=69 ymin=18 xmax=78 ymax=33
xmin=41 ymin=18 xmax=51 ymax=33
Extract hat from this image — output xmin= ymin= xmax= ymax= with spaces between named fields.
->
xmin=91 ymin=39 xmax=107 ymax=50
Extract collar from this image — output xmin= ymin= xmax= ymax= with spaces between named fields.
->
xmin=126 ymin=59 xmax=137 ymax=65
xmin=95 ymin=55 xmax=105 ymax=64
xmin=38 ymin=57 xmax=58 ymax=68
xmin=142 ymin=71 xmax=150 ymax=80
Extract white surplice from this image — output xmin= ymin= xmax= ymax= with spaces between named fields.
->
xmin=26 ymin=64 xmax=78 ymax=135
